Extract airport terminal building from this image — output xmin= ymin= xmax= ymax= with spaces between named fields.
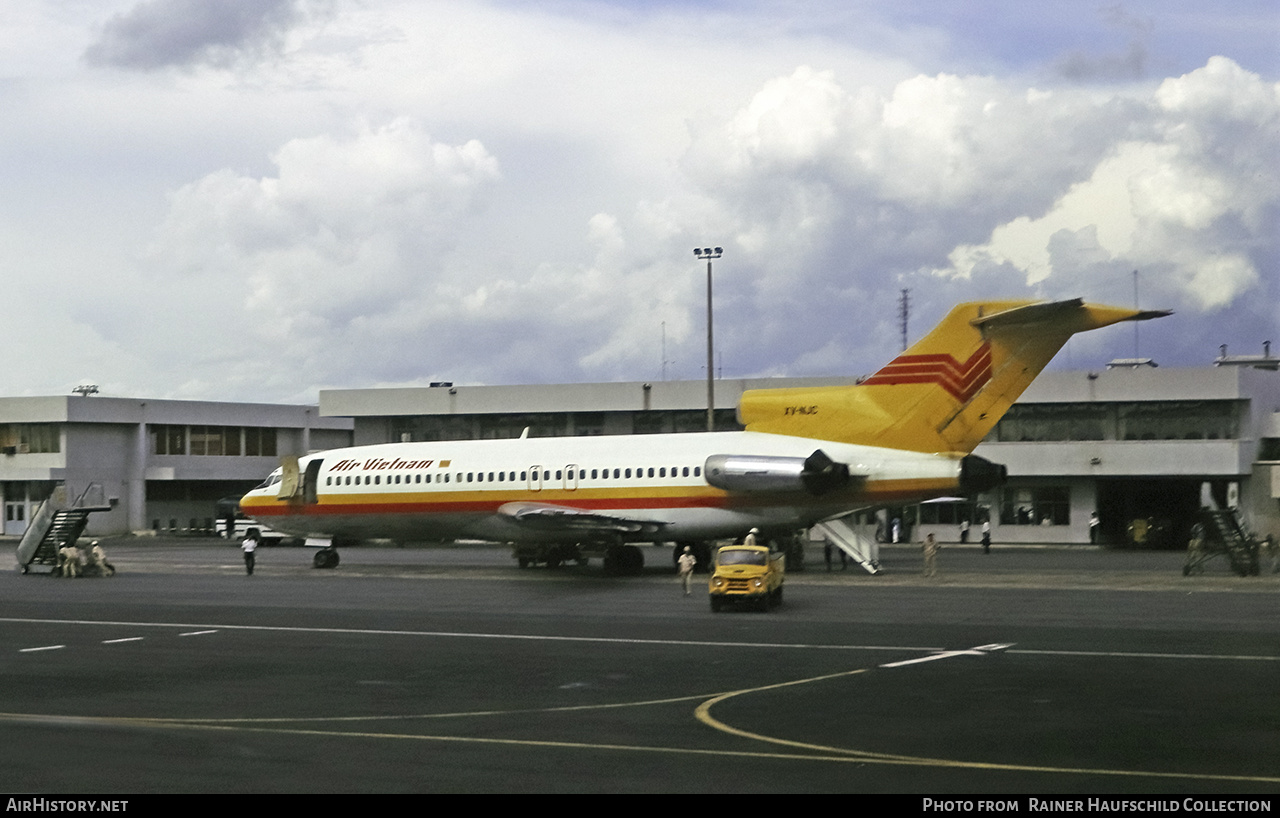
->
xmin=319 ymin=360 xmax=1280 ymax=547
xmin=0 ymin=397 xmax=352 ymax=537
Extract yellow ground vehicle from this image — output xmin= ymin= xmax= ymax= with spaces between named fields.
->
xmin=709 ymin=544 xmax=784 ymax=612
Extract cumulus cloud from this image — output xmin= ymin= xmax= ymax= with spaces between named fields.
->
xmin=98 ymin=51 xmax=1280 ymax=398
xmin=937 ymin=58 xmax=1279 ymax=312
xmin=598 ymin=56 xmax=1280 ymax=378
xmin=84 ymin=0 xmax=319 ymax=70
xmin=143 ymin=119 xmax=501 ymax=393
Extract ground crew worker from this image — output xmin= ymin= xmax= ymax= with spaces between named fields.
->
xmin=922 ymin=533 xmax=939 ymax=577
xmin=677 ymin=546 xmax=696 ymax=596
xmin=86 ymin=540 xmax=114 ymax=577
xmin=1263 ymin=534 xmax=1277 ymax=573
xmin=57 ymin=545 xmax=80 ymax=578
xmin=744 ymin=527 xmax=759 ymax=546
xmin=823 ymin=541 xmax=847 ymax=571
xmin=242 ymin=528 xmax=260 ymax=575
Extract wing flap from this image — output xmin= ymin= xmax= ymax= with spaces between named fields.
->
xmin=498 ymin=502 xmax=668 ymax=535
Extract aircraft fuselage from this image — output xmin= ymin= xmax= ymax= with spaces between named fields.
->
xmin=240 ymin=430 xmax=970 ymax=544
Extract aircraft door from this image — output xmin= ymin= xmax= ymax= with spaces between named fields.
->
xmin=528 ymin=466 xmax=543 ymax=492
xmin=303 ymin=459 xmax=323 ymax=504
xmin=564 ymin=464 xmax=579 ymax=491
xmin=4 ymin=501 xmax=27 ymax=537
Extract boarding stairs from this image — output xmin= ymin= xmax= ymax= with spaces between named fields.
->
xmin=16 ymin=484 xmax=113 ymax=574
xmin=813 ymin=515 xmax=881 ymax=574
xmin=1183 ymin=508 xmax=1259 ymax=577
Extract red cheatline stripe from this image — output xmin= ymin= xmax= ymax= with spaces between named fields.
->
xmin=862 ymin=344 xmax=991 ymax=402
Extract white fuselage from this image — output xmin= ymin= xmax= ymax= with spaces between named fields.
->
xmin=240 ymin=431 xmax=965 ymax=544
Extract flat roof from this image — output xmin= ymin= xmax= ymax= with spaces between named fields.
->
xmin=321 ymin=366 xmax=1280 ymax=418
xmin=0 ymin=396 xmax=352 ymax=429
xmin=320 ymin=377 xmax=861 ymax=418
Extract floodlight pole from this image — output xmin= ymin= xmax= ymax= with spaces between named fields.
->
xmin=694 ymin=247 xmax=723 ymax=432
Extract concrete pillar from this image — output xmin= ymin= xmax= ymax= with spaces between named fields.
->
xmin=128 ymin=413 xmax=147 ymax=532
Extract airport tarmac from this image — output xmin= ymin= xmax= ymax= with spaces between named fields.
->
xmin=1 ymin=537 xmax=1277 ymax=793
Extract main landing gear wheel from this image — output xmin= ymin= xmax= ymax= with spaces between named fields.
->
xmin=604 ymin=544 xmax=644 ymax=576
xmin=313 ymin=548 xmax=340 ymax=569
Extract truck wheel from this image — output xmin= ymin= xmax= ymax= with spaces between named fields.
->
xmin=710 ymin=597 xmax=722 ymax=612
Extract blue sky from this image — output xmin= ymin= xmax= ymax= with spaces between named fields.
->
xmin=1 ymin=1 xmax=1277 ymax=401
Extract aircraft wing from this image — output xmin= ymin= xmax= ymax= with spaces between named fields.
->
xmin=497 ymin=502 xmax=669 ymax=535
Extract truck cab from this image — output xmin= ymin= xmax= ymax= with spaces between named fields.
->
xmin=709 ymin=544 xmax=784 ymax=612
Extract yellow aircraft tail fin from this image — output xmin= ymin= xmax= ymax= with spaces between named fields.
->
xmin=739 ymin=298 xmax=1169 ymax=454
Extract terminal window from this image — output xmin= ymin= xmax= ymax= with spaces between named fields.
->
xmin=1 ymin=423 xmax=61 ymax=454
xmin=1000 ymin=486 xmax=1070 ymax=526
xmin=244 ymin=427 xmax=277 ymax=457
xmin=990 ymin=401 xmax=1240 ymax=443
xmin=151 ymin=424 xmax=186 ymax=455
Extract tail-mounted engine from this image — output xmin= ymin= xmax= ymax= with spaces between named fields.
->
xmin=959 ymin=454 xmax=1007 ymax=493
xmin=704 ymin=449 xmax=852 ymax=496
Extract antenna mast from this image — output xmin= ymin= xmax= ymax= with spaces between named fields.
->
xmin=899 ymin=288 xmax=911 ymax=351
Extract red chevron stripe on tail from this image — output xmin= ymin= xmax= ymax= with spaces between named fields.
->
xmin=861 ymin=343 xmax=992 ymax=403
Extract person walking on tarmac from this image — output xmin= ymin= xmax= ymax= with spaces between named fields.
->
xmin=922 ymin=532 xmax=940 ymax=577
xmin=981 ymin=520 xmax=992 ymax=554
xmin=242 ymin=528 xmax=260 ymax=576
xmin=677 ymin=546 xmax=697 ymax=596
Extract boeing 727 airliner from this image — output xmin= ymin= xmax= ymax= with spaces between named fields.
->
xmin=240 ymin=298 xmax=1167 ymax=570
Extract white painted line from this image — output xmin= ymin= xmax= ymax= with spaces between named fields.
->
xmin=2 ymin=617 xmax=1277 ymax=664
xmin=880 ymin=643 xmax=1013 ymax=668
xmin=0 ymin=618 xmax=937 ymax=653
xmin=19 ymin=645 xmax=65 ymax=653
xmin=102 ymin=637 xmax=145 ymax=644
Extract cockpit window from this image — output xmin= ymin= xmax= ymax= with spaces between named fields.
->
xmin=252 ymin=470 xmax=283 ymax=491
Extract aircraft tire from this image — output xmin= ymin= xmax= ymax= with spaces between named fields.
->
xmin=624 ymin=545 xmax=643 ymax=575
xmin=604 ymin=545 xmax=644 ymax=576
xmin=313 ymin=548 xmax=339 ymax=569
xmin=692 ymin=542 xmax=711 ymax=572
